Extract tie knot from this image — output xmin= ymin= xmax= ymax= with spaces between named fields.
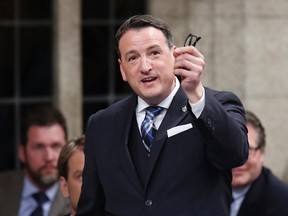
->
xmin=32 ymin=192 xmax=48 ymax=205
xmin=146 ymin=106 xmax=163 ymax=118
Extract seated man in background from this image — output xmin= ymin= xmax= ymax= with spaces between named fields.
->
xmin=58 ymin=135 xmax=85 ymax=216
xmin=0 ymin=105 xmax=70 ymax=216
xmin=230 ymin=110 xmax=288 ymax=216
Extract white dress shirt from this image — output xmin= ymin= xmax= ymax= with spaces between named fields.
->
xmin=136 ymin=77 xmax=205 ymax=131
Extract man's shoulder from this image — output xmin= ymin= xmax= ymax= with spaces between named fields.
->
xmin=242 ymin=167 xmax=288 ymax=214
xmin=90 ymin=94 xmax=137 ymax=120
xmin=107 ymin=94 xmax=137 ymax=110
xmin=49 ymin=188 xmax=71 ymax=216
xmin=262 ymin=167 xmax=288 ymax=194
xmin=248 ymin=167 xmax=288 ymax=204
xmin=205 ymin=87 xmax=240 ymax=100
xmin=0 ymin=169 xmax=24 ymax=196
xmin=0 ymin=169 xmax=24 ymax=183
xmin=0 ymin=169 xmax=23 ymax=214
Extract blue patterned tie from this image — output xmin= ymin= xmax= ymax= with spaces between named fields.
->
xmin=141 ymin=106 xmax=163 ymax=155
xmin=30 ymin=192 xmax=49 ymax=216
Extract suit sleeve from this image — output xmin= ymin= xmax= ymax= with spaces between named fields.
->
xmin=76 ymin=112 xmax=106 ymax=216
xmin=197 ymin=88 xmax=249 ymax=170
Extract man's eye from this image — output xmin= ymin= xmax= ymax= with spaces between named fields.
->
xmin=33 ymin=145 xmax=44 ymax=151
xmin=52 ymin=144 xmax=62 ymax=150
xmin=75 ymin=173 xmax=83 ymax=181
xmin=128 ymin=56 xmax=136 ymax=62
xmin=151 ymin=51 xmax=160 ymax=55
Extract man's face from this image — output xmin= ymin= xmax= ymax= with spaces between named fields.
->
xmin=19 ymin=124 xmax=66 ymax=189
xmin=118 ymin=26 xmax=176 ymax=105
xmin=60 ymin=149 xmax=84 ymax=214
xmin=231 ymin=123 xmax=264 ymax=188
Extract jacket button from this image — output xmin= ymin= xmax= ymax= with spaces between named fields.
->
xmin=207 ymin=118 xmax=212 ymax=125
xmin=145 ymin=200 xmax=153 ymax=206
xmin=207 ymin=118 xmax=215 ymax=131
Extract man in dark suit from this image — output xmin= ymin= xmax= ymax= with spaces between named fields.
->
xmin=76 ymin=14 xmax=248 ymax=216
xmin=0 ymin=106 xmax=70 ymax=216
xmin=230 ymin=110 xmax=288 ymax=216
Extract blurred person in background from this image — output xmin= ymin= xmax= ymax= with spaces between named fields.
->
xmin=230 ymin=110 xmax=288 ymax=216
xmin=58 ymin=135 xmax=85 ymax=216
xmin=0 ymin=105 xmax=70 ymax=216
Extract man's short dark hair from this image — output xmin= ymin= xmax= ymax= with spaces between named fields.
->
xmin=115 ymin=14 xmax=174 ymax=58
xmin=245 ymin=110 xmax=266 ymax=150
xmin=21 ymin=105 xmax=68 ymax=145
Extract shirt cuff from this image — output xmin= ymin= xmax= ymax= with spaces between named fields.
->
xmin=189 ymin=86 xmax=205 ymax=118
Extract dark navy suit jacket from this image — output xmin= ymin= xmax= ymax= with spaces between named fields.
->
xmin=237 ymin=167 xmax=288 ymax=216
xmin=76 ymin=87 xmax=248 ymax=216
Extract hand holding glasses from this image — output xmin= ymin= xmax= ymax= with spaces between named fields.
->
xmin=176 ymin=33 xmax=202 ymax=82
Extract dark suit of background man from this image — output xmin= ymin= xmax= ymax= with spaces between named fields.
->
xmin=0 ymin=105 xmax=70 ymax=216
xmin=76 ymin=14 xmax=249 ymax=216
xmin=230 ymin=110 xmax=288 ymax=216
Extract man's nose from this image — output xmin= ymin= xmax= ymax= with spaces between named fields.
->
xmin=44 ymin=148 xmax=54 ymax=161
xmin=140 ymin=57 xmax=152 ymax=73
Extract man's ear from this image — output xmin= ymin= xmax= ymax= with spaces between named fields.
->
xmin=18 ymin=144 xmax=26 ymax=164
xmin=118 ymin=59 xmax=127 ymax=81
xmin=59 ymin=176 xmax=69 ymax=198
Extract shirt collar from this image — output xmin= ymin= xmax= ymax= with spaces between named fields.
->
xmin=22 ymin=175 xmax=38 ymax=199
xmin=137 ymin=76 xmax=180 ymax=113
xmin=232 ymin=185 xmax=251 ymax=201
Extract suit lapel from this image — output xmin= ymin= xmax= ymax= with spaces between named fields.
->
xmin=114 ymin=89 xmax=190 ymax=192
xmin=115 ymin=95 xmax=144 ymax=194
xmin=238 ymin=170 xmax=265 ymax=215
xmin=145 ymin=88 xmax=189 ymax=187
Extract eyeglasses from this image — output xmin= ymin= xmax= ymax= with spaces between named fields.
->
xmin=184 ymin=33 xmax=201 ymax=47
xmin=248 ymin=146 xmax=261 ymax=158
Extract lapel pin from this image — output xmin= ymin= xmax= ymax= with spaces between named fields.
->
xmin=182 ymin=106 xmax=187 ymax=112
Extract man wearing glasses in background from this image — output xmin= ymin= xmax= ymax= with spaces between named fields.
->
xmin=230 ymin=110 xmax=288 ymax=216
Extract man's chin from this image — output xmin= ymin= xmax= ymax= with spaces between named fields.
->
xmin=25 ymin=166 xmax=58 ymax=188
xmin=232 ymin=178 xmax=249 ymax=188
xmin=39 ymin=174 xmax=58 ymax=188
